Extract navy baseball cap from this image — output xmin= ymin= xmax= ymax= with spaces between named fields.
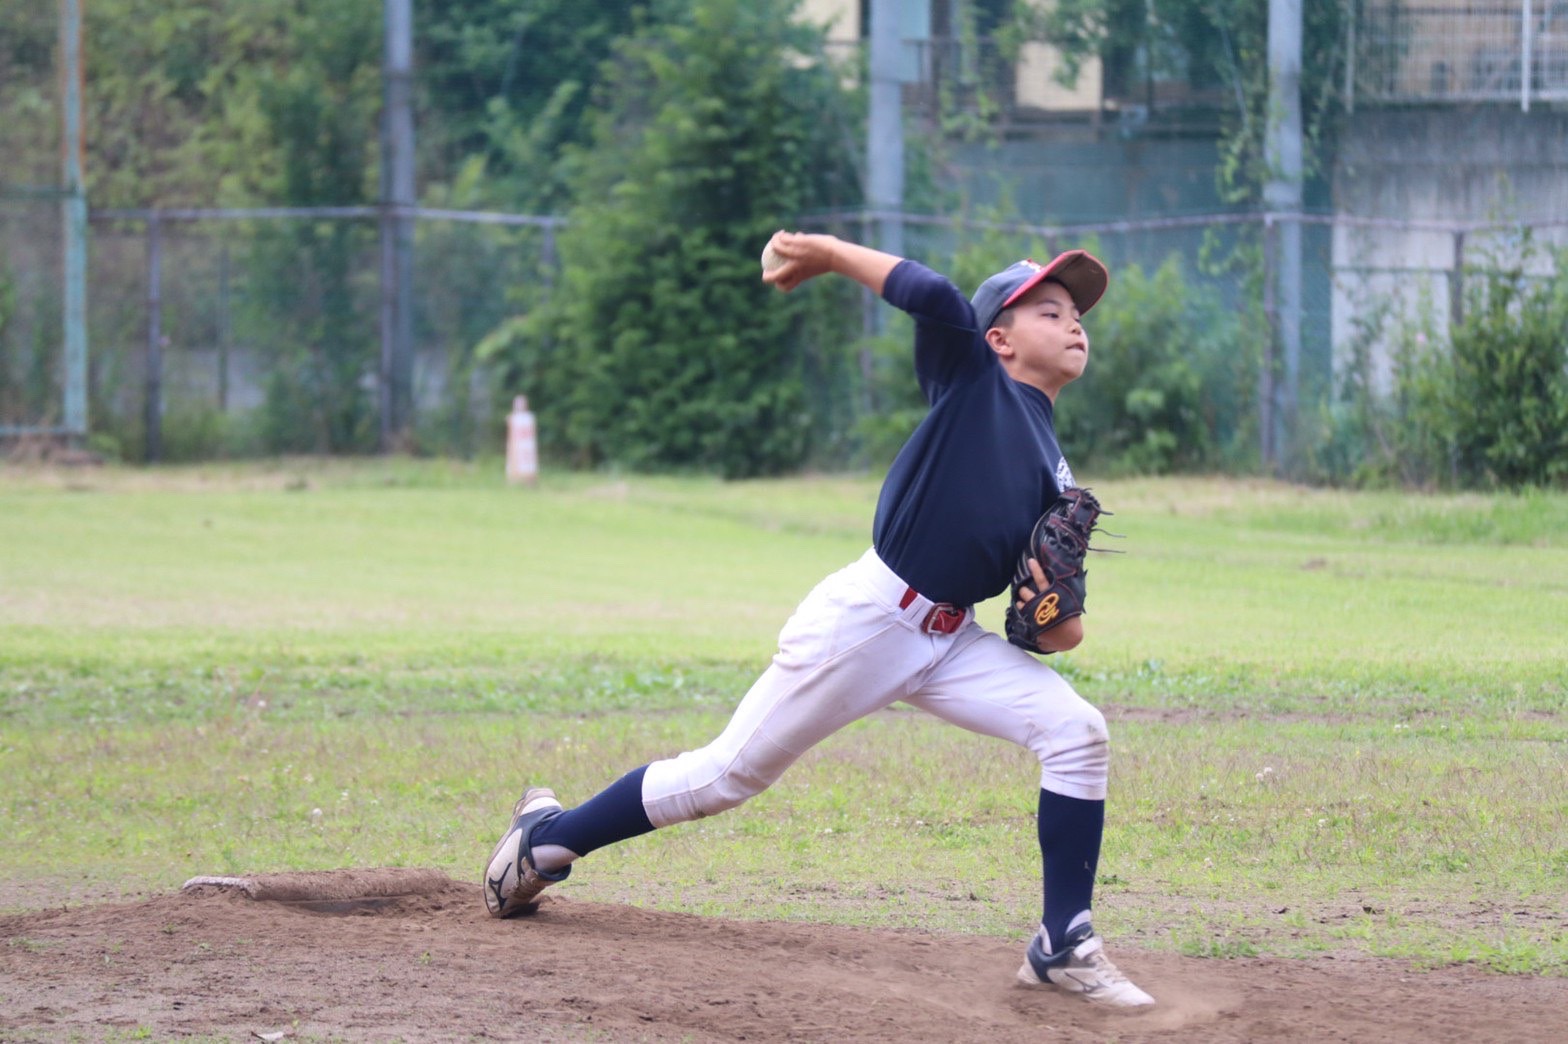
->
xmin=971 ymin=250 xmax=1109 ymax=332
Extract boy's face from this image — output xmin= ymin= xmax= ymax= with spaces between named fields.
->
xmin=986 ymin=279 xmax=1089 ymax=399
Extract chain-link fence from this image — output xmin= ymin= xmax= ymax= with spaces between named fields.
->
xmin=6 ymin=199 xmax=1565 ymax=466
xmin=2 ymin=205 xmax=558 ymax=460
xmin=5 ymin=202 xmax=1290 ymax=461
xmin=0 ymin=199 xmax=68 ymax=438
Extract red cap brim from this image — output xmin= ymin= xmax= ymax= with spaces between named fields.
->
xmin=1001 ymin=250 xmax=1108 ymax=316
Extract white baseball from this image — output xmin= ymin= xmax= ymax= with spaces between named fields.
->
xmin=761 ymin=242 xmax=785 ymax=272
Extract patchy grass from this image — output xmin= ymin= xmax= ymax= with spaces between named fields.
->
xmin=2 ymin=461 xmax=1565 ymax=973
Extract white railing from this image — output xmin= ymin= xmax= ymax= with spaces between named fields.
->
xmin=1348 ymin=0 xmax=1568 ymax=111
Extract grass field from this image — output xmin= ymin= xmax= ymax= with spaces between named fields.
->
xmin=2 ymin=458 xmax=1565 ymax=975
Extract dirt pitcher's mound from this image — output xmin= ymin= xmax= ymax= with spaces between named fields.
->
xmin=2 ymin=868 xmax=1563 ymax=1042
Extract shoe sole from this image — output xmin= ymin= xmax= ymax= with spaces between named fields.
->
xmin=483 ymin=787 xmax=563 ymax=918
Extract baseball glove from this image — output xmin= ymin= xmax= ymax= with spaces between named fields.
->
xmin=1004 ymin=487 xmax=1105 ymax=654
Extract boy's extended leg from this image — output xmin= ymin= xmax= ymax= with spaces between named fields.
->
xmin=483 ymin=550 xmax=944 ymax=917
xmin=485 ymin=766 xmax=663 ymax=918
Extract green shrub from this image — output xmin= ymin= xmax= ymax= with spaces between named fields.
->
xmin=156 ymin=401 xmax=266 ymax=462
xmin=1324 ymin=241 xmax=1568 ymax=491
xmin=0 ymin=270 xmax=61 ymax=427
xmin=1303 ymin=294 xmax=1413 ymax=487
xmin=1057 ymin=257 xmax=1249 ymax=474
xmin=1439 ymin=252 xmax=1568 ymax=488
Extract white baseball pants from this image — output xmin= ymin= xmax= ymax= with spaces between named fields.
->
xmin=641 ymin=548 xmax=1110 ymax=827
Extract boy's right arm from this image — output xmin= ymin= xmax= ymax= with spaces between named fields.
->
xmin=761 ymin=231 xmax=901 ymax=296
xmin=763 ymin=231 xmax=978 ymax=395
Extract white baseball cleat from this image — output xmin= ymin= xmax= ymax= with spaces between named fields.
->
xmin=483 ymin=787 xmax=569 ymax=918
xmin=1015 ymin=923 xmax=1155 ymax=1009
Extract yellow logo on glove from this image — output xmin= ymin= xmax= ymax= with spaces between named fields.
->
xmin=1033 ymin=593 xmax=1060 ymax=627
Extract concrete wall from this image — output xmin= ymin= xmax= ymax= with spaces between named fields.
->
xmin=1335 ymin=108 xmax=1568 ymax=225
xmin=1330 ymin=106 xmax=1568 ymax=390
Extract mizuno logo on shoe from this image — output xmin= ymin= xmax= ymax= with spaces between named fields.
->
xmin=487 ymin=862 xmax=512 ymax=911
xmin=1057 ymin=970 xmax=1098 ymax=990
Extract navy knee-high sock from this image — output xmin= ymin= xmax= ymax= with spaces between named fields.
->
xmin=531 ymin=765 xmax=656 ymax=857
xmin=1037 ymin=787 xmax=1105 ymax=952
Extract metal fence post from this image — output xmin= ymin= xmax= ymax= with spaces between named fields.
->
xmin=145 ymin=212 xmax=163 ymax=463
xmin=1344 ymin=0 xmax=1356 ymax=115
xmin=866 ymin=0 xmax=904 ymax=337
xmin=540 ymin=222 xmax=556 ymax=286
xmin=59 ymin=0 xmax=89 ymax=441
xmin=1260 ymin=215 xmax=1277 ymax=471
xmin=1449 ymin=229 xmax=1466 ymax=332
xmin=1521 ymin=0 xmax=1533 ymax=113
xmin=379 ymin=0 xmax=416 ymax=451
xmin=858 ymin=209 xmax=876 ymax=418
xmin=1265 ymin=0 xmax=1303 ymax=473
xmin=218 ymin=242 xmax=231 ymax=413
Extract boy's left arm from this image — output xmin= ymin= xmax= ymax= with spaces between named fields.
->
xmin=1012 ymin=557 xmax=1085 ymax=652
xmin=1005 ymin=488 xmax=1104 ymax=655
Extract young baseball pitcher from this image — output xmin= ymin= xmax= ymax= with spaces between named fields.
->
xmin=484 ymin=232 xmax=1154 ymax=1009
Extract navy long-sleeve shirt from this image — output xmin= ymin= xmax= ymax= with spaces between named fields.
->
xmin=871 ymin=259 xmax=1075 ymax=608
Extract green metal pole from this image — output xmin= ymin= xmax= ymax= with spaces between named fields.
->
xmin=144 ymin=213 xmax=163 ymax=463
xmin=1265 ymin=0 xmax=1303 ymax=474
xmin=60 ymin=0 xmax=89 ymax=441
xmin=379 ymin=0 xmax=415 ymax=450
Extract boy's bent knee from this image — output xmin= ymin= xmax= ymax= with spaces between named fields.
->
xmin=1038 ymin=703 xmax=1110 ymax=800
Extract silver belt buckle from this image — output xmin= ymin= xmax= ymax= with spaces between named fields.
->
xmin=922 ymin=604 xmax=965 ymax=635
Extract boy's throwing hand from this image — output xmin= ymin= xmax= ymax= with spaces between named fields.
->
xmin=760 ymin=231 xmax=845 ymax=292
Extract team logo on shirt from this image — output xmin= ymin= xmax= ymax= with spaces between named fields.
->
xmin=1056 ymin=457 xmax=1076 ymax=490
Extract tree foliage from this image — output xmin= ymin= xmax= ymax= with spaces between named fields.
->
xmin=1440 ymin=258 xmax=1568 ymax=489
xmin=244 ymin=2 xmax=382 ymax=453
xmin=80 ymin=1 xmax=345 ymax=206
xmin=416 ymin=0 xmax=684 ymax=212
xmin=482 ymin=0 xmax=861 ymax=477
xmin=1 ymin=1 xmax=389 ymax=455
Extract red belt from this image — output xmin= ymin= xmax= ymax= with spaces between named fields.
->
xmin=900 ymin=586 xmax=967 ymax=635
